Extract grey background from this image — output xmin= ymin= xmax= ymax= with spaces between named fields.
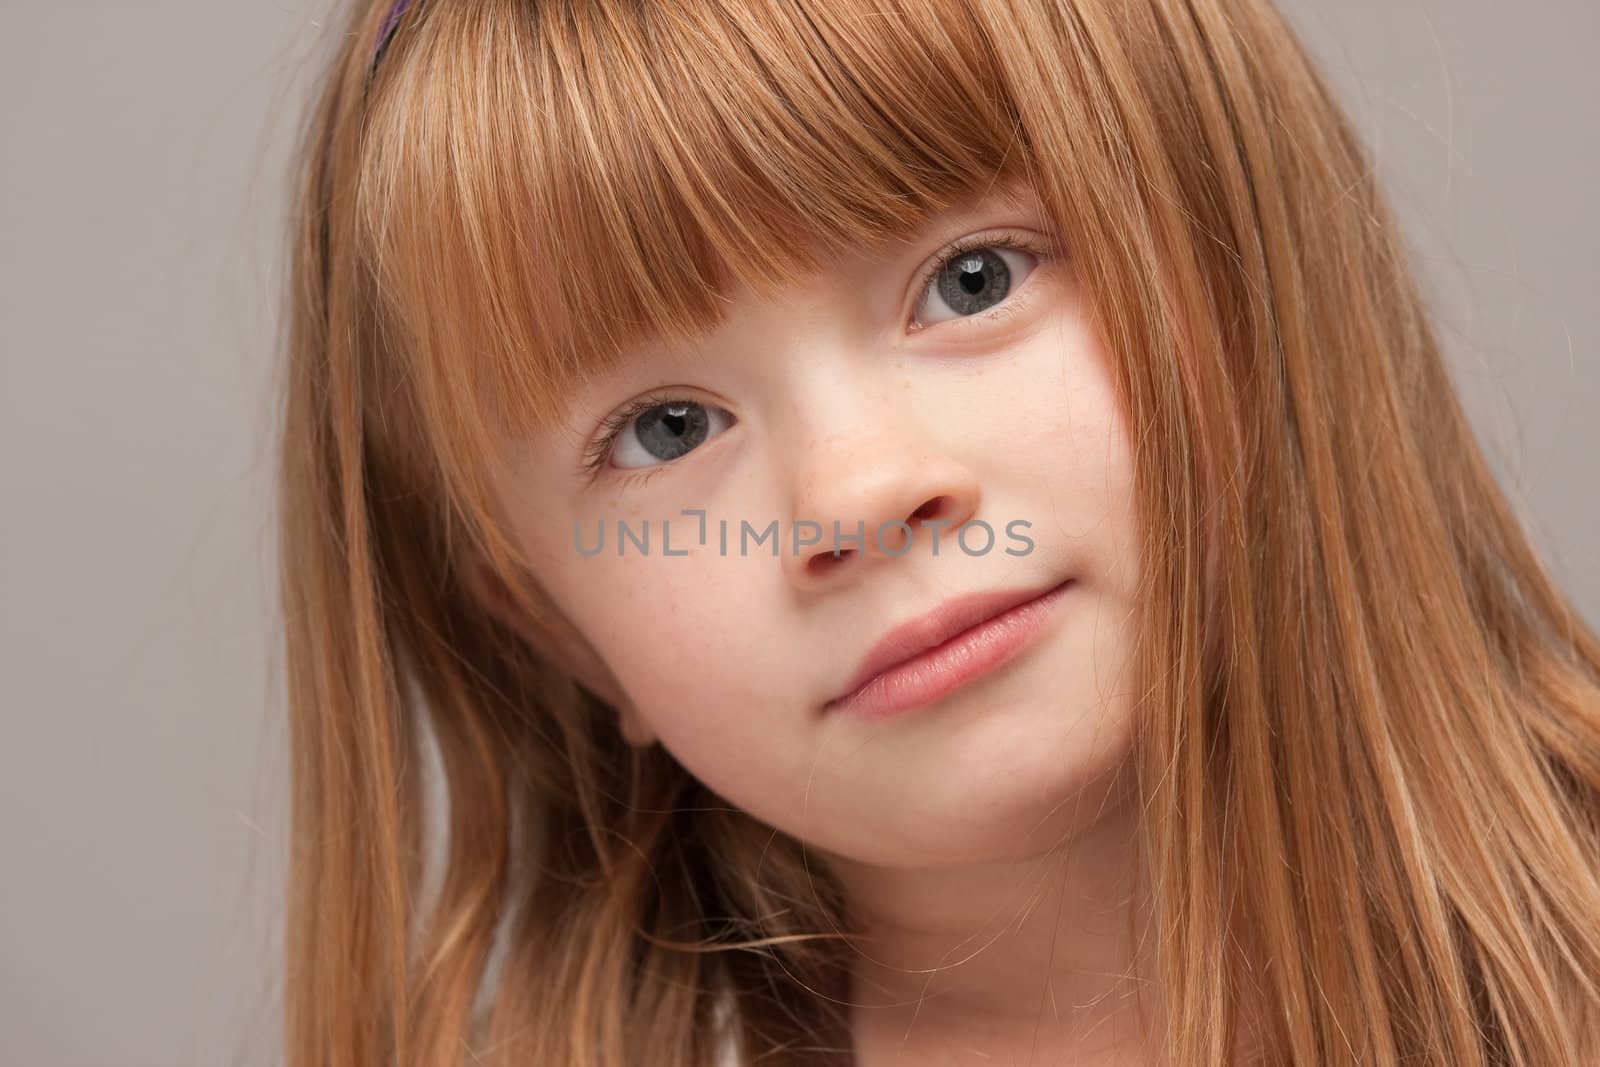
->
xmin=1 ymin=2 xmax=1594 ymax=1064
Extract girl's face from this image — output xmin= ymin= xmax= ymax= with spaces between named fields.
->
xmin=481 ymin=180 xmax=1140 ymax=869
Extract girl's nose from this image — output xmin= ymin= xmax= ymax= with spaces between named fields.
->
xmin=780 ymin=437 xmax=982 ymax=592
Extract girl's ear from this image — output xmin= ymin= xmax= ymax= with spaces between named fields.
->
xmin=463 ymin=560 xmax=659 ymax=749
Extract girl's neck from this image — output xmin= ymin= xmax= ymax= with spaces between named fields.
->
xmin=831 ymin=769 xmax=1164 ymax=1063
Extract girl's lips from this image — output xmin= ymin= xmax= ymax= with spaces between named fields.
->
xmin=823 ymin=578 xmax=1073 ymax=721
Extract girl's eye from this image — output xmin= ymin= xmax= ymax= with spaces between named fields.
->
xmin=595 ymin=399 xmax=736 ymax=472
xmin=910 ymin=236 xmax=1045 ymax=329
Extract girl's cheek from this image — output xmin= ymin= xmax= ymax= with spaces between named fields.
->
xmin=598 ymin=567 xmax=745 ymax=681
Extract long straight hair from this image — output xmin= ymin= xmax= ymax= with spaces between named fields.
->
xmin=276 ymin=0 xmax=1600 ymax=1062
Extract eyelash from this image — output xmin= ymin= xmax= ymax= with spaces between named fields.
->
xmin=582 ymin=230 xmax=1057 ymax=483
xmin=580 ymin=393 xmax=687 ymax=484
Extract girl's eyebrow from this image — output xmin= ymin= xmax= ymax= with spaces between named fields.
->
xmin=934 ymin=176 xmax=1042 ymax=226
xmin=872 ymin=178 xmax=1046 ymax=261
xmin=815 ymin=177 xmax=1044 ymax=279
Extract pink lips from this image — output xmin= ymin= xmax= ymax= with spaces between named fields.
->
xmin=824 ymin=579 xmax=1072 ymax=721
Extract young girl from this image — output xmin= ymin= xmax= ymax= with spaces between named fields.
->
xmin=274 ymin=0 xmax=1600 ymax=1063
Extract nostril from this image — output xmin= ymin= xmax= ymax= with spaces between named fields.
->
xmin=910 ymin=496 xmax=946 ymax=523
xmin=808 ymin=547 xmax=853 ymax=577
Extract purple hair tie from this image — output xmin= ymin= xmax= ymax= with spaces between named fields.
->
xmin=368 ymin=0 xmax=416 ymax=83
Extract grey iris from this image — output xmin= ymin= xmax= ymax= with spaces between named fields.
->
xmin=634 ymin=402 xmax=710 ymax=462
xmin=936 ymin=249 xmax=1011 ymax=316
